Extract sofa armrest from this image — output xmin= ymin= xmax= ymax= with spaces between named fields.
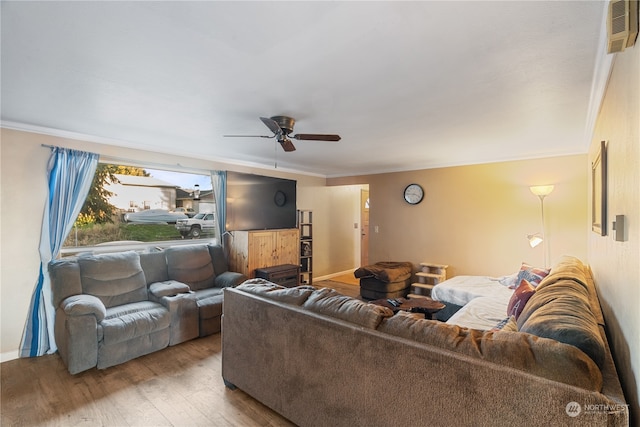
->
xmin=149 ymin=280 xmax=191 ymax=299
xmin=56 ymin=298 xmax=103 ymax=374
xmin=214 ymin=271 xmax=248 ymax=288
xmin=60 ymin=294 xmax=106 ymax=322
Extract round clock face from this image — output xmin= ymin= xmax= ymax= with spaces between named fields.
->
xmin=274 ymin=190 xmax=287 ymax=207
xmin=403 ymin=184 xmax=424 ymax=205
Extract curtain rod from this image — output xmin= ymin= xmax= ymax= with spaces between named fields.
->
xmin=41 ymin=143 xmax=218 ymax=175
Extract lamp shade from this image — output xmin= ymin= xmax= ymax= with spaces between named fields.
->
xmin=527 ymin=233 xmax=543 ymax=248
xmin=530 ymin=185 xmax=554 ymax=197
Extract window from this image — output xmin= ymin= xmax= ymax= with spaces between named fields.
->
xmin=61 ymin=163 xmax=217 ymax=255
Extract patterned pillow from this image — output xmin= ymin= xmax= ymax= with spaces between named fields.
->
xmin=507 ymin=279 xmax=536 ymax=319
xmin=516 ymin=263 xmax=550 ymax=287
xmin=491 ymin=315 xmax=518 ymax=332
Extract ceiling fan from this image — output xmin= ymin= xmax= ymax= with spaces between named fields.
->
xmin=224 ymin=116 xmax=341 ymax=152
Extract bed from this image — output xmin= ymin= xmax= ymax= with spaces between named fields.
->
xmin=430 ymin=274 xmax=515 ymax=330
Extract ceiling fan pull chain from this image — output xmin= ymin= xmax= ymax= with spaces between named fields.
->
xmin=274 ymin=139 xmax=278 ymax=168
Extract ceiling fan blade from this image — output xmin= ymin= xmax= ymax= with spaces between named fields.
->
xmin=260 ymin=117 xmax=283 ymax=136
xmin=292 ymin=134 xmax=341 ymax=142
xmin=223 ymin=134 xmax=274 ymax=138
xmin=279 ymin=138 xmax=296 ymax=152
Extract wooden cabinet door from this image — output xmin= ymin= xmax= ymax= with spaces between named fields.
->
xmin=247 ymin=230 xmax=277 ymax=274
xmin=276 ymin=229 xmax=300 ymax=266
xmin=230 ymin=229 xmax=301 ymax=278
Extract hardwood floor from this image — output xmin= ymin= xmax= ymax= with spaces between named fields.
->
xmin=1 ymin=334 xmax=296 ymax=427
xmin=323 ymin=272 xmax=359 ymax=286
xmin=1 ymin=278 xmax=361 ymax=427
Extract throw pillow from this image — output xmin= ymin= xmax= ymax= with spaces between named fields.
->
xmin=516 ymin=262 xmax=550 ymax=287
xmin=507 ymin=279 xmax=536 ymax=319
xmin=490 ymin=315 xmax=518 ymax=332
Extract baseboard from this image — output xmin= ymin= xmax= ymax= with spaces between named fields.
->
xmin=314 ymin=269 xmax=356 ymax=282
xmin=1 ymin=350 xmax=19 ymax=363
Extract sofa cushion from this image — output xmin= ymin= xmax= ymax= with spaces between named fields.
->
xmin=378 ymin=315 xmax=603 ymax=391
xmin=208 ymin=244 xmax=228 ymax=276
xmin=139 ymin=251 xmax=169 ymax=284
xmin=214 ymin=271 xmax=247 ymax=288
xmin=236 ymin=279 xmax=315 ymax=305
xmin=506 ymin=279 xmax=535 ymax=319
xmin=517 ymin=277 xmax=605 ymax=368
xmin=78 ymin=251 xmax=147 ymax=308
xmin=197 ymin=293 xmax=224 ymax=320
xmin=99 ymin=301 xmax=170 ymax=346
xmin=303 ymin=288 xmax=394 ymax=329
xmin=50 ymin=259 xmax=84 ymax=308
xmin=165 ymin=245 xmax=215 ymax=291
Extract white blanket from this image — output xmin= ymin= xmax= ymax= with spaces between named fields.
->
xmin=445 ymin=295 xmax=511 ymax=330
xmin=431 ymin=275 xmax=514 ymax=306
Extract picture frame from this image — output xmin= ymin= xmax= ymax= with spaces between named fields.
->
xmin=591 ymin=140 xmax=607 ymax=236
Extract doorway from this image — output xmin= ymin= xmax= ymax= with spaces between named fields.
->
xmin=360 ymin=189 xmax=369 ymax=266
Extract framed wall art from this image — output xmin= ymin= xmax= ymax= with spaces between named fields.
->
xmin=591 ymin=140 xmax=607 ymax=236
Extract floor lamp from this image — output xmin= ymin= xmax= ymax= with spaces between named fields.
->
xmin=529 ymin=185 xmax=554 ymax=268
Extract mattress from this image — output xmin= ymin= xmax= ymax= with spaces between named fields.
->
xmin=430 ymin=275 xmax=514 ymax=307
xmin=445 ymin=295 xmax=511 ymax=330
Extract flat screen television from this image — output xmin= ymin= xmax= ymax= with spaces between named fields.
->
xmin=225 ymin=171 xmax=297 ymax=231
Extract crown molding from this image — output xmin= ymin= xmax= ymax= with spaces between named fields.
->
xmin=582 ymin=1 xmax=615 ymax=148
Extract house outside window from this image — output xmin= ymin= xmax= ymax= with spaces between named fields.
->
xmin=61 ymin=164 xmax=217 ymax=256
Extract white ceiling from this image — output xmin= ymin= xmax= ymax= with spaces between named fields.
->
xmin=1 ymin=1 xmax=609 ymax=177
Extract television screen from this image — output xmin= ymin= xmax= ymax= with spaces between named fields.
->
xmin=226 ymin=171 xmax=297 ymax=231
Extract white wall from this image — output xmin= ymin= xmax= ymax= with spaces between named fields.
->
xmin=588 ymin=44 xmax=639 ymax=424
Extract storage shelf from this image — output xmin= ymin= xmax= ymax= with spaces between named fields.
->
xmin=298 ymin=210 xmax=313 ymax=285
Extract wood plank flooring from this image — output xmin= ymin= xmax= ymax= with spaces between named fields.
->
xmin=1 ymin=334 xmax=295 ymax=427
xmin=0 ymin=278 xmax=360 ymax=427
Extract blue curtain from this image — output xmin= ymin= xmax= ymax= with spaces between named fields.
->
xmin=20 ymin=147 xmax=99 ymax=357
xmin=211 ymin=170 xmax=227 ymax=247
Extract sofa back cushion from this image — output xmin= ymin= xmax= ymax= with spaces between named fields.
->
xmin=165 ymin=245 xmax=215 ymax=291
xmin=378 ymin=314 xmax=603 ymax=391
xmin=303 ymin=288 xmax=394 ymax=329
xmin=517 ymin=277 xmax=605 ymax=368
xmin=235 ymin=279 xmax=315 ymax=305
xmin=517 ymin=255 xmax=605 ymax=368
xmin=139 ymin=251 xmax=169 ymax=284
xmin=78 ymin=251 xmax=147 ymax=308
xmin=208 ymin=244 xmax=228 ymax=276
xmin=50 ymin=259 xmax=84 ymax=308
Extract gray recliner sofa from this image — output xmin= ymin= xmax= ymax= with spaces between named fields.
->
xmin=51 ymin=244 xmax=246 ymax=374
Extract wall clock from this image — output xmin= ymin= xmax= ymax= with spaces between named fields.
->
xmin=274 ymin=190 xmax=287 ymax=207
xmin=403 ymin=184 xmax=424 ymax=205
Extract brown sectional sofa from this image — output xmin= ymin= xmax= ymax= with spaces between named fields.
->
xmin=51 ymin=244 xmax=246 ymax=374
xmin=222 ymin=257 xmax=628 ymax=426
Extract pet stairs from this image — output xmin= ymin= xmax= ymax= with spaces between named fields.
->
xmin=409 ymin=262 xmax=448 ymax=298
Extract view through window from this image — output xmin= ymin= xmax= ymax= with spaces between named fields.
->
xmin=62 ymin=164 xmax=216 ymax=254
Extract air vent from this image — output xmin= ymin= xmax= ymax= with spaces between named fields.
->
xmin=607 ymin=0 xmax=639 ymax=53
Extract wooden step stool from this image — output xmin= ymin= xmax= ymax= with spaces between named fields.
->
xmin=409 ymin=262 xmax=448 ymax=297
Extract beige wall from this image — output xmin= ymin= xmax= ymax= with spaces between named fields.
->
xmin=330 ymin=155 xmax=588 ymax=277
xmin=0 ymin=128 xmax=332 ymax=359
xmin=588 ymin=44 xmax=639 ymax=423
